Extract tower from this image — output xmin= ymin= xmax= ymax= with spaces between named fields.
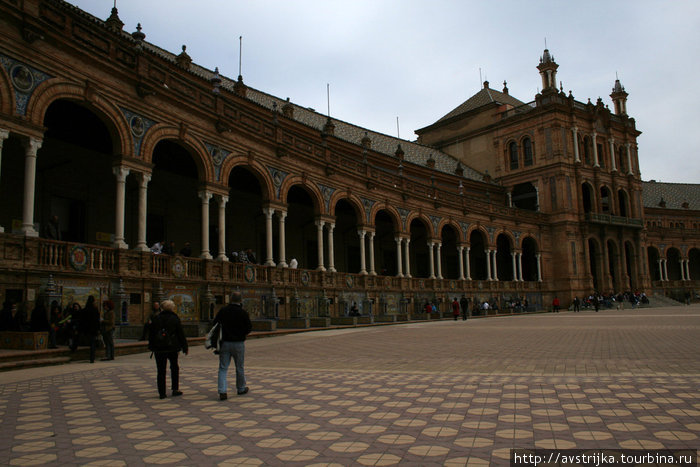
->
xmin=610 ymin=78 xmax=628 ymax=116
xmin=537 ymin=48 xmax=559 ymax=92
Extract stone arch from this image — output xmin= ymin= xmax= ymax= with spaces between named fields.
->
xmin=279 ymin=176 xmax=324 ymax=215
xmin=439 ymin=222 xmax=461 ymax=279
xmin=581 ymin=181 xmax=595 ymax=213
xmin=26 ymin=79 xmax=130 ymax=157
xmin=140 ymin=124 xmax=212 ymax=182
xmin=435 ymin=219 xmax=465 ymax=244
xmin=617 ymin=188 xmax=630 ymax=217
xmin=689 ymin=247 xmax=700 ymax=280
xmin=220 ymin=157 xmax=275 ymax=202
xmin=666 ymin=247 xmax=683 ymax=281
xmin=468 ymin=228 xmax=489 ymax=280
xmin=647 ymin=245 xmax=661 ymax=281
xmin=405 ymin=213 xmax=434 ymax=239
xmin=328 ymin=192 xmax=366 ymax=225
xmin=520 ymin=134 xmax=535 ymax=166
xmin=370 ymin=204 xmax=402 ymax=233
xmin=496 ymin=232 xmax=514 ymax=280
xmin=521 ymin=236 xmax=539 ymax=282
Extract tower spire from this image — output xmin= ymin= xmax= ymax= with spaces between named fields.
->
xmin=537 ymin=46 xmax=558 ymax=93
xmin=610 ymin=75 xmax=629 ymax=116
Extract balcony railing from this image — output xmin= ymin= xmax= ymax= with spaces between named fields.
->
xmin=585 ymin=213 xmax=643 ymax=228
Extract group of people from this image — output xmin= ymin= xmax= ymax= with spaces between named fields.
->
xmin=0 ymin=296 xmax=116 ymax=362
xmin=571 ymin=291 xmax=650 ymax=312
xmin=151 ymin=241 xmax=192 ymax=257
xmin=143 ymin=292 xmax=252 ymax=401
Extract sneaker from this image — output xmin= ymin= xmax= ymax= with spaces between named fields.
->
xmin=172 ymin=390 xmax=183 ymax=397
xmin=219 ymin=393 xmax=228 ymax=401
xmin=237 ymin=387 xmax=249 ymax=395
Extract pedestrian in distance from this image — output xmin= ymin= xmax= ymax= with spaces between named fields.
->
xmin=81 ymin=296 xmax=101 ymax=363
xmin=552 ymin=296 xmax=560 ymax=313
xmin=452 ymin=297 xmax=460 ymax=321
xmin=101 ymin=300 xmax=115 ymax=361
xmin=573 ymin=296 xmax=580 ymax=312
xmin=460 ymin=295 xmax=469 ymax=320
xmin=212 ymin=291 xmax=252 ymax=401
xmin=148 ymin=299 xmax=188 ymax=399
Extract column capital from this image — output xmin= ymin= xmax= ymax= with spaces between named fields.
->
xmin=0 ymin=128 xmax=9 ymax=141
xmin=357 ymin=228 xmax=367 ymax=238
xmin=315 ymin=218 xmax=326 ymax=228
xmin=23 ymin=137 xmax=42 ymax=156
xmin=139 ymin=172 xmax=151 ymax=186
xmin=112 ymin=165 xmax=130 ymax=181
xmin=198 ymin=190 xmax=212 ymax=202
xmin=217 ymin=194 xmax=229 ymax=205
xmin=277 ymin=209 xmax=288 ymax=219
xmin=327 ymin=222 xmax=335 ymax=230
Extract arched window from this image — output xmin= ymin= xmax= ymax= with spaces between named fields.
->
xmin=509 ymin=142 xmax=518 ymax=170
xmin=597 ymin=142 xmax=605 ymax=168
xmin=600 ymin=186 xmax=611 ymax=213
xmin=523 ymin=137 xmax=533 ymax=166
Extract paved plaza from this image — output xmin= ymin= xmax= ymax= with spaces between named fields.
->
xmin=1 ymin=306 xmax=699 ymax=466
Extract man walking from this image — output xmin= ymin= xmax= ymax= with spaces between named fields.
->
xmin=213 ymin=291 xmax=252 ymax=400
xmin=460 ymin=294 xmax=469 ymax=320
xmin=148 ymin=300 xmax=188 ymax=399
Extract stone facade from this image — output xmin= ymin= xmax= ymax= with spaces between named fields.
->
xmin=0 ymin=1 xmax=697 ymax=328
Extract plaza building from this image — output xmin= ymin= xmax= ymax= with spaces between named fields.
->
xmin=0 ymin=1 xmax=697 ymax=333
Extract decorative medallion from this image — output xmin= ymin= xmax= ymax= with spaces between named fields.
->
xmin=211 ymin=148 xmax=224 ymax=165
xmin=300 ymin=271 xmax=310 ymax=286
xmin=450 ymin=280 xmax=456 ymax=290
xmin=244 ymin=265 xmax=256 ymax=283
xmin=317 ymin=183 xmax=336 ymax=212
xmin=130 ymin=116 xmax=145 ymax=137
xmin=69 ymin=245 xmax=89 ymax=271
xmin=10 ymin=64 xmax=34 ymax=92
xmin=172 ymin=257 xmax=185 ymax=278
xmin=429 ymin=215 xmax=441 ymax=236
xmin=361 ymin=198 xmax=376 ymax=224
xmin=346 ymin=275 xmax=354 ymax=288
xmin=268 ymin=167 xmax=288 ymax=199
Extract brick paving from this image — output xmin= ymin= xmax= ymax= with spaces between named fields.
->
xmin=1 ymin=306 xmax=699 ymax=466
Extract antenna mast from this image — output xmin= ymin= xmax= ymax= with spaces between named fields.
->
xmin=327 ymin=83 xmax=330 ymax=117
xmin=396 ymin=117 xmax=400 ymax=139
xmin=238 ymin=36 xmax=242 ymax=78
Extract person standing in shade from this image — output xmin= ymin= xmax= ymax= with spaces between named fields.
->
xmin=140 ymin=301 xmax=160 ymax=341
xmin=213 ymin=291 xmax=252 ymax=401
xmin=101 ymin=300 xmax=115 ymax=361
xmin=148 ymin=300 xmax=188 ymax=399
xmin=451 ymin=298 xmax=460 ymax=321
xmin=460 ymin=295 xmax=469 ymax=320
xmin=552 ymin=296 xmax=560 ymax=313
xmin=82 ymin=296 xmax=101 ymax=363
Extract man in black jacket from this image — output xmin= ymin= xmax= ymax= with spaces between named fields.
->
xmin=149 ymin=299 xmax=188 ymax=399
xmin=213 ymin=291 xmax=252 ymax=400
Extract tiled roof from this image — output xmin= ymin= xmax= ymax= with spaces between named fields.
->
xmin=435 ymin=87 xmax=526 ymax=124
xmin=642 ymin=181 xmax=700 ymax=210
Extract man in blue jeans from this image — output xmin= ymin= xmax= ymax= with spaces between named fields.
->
xmin=213 ymin=291 xmax=252 ymax=400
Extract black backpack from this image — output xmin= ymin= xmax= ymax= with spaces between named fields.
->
xmin=150 ymin=314 xmax=176 ymax=351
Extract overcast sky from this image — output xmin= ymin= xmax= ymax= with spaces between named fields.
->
xmin=68 ymin=0 xmax=700 ymax=184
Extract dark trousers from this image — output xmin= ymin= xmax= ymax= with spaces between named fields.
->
xmin=88 ymin=334 xmax=98 ymax=362
xmin=155 ymin=351 xmax=179 ymax=396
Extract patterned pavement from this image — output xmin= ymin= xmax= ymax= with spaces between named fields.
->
xmin=1 ymin=306 xmax=699 ymax=466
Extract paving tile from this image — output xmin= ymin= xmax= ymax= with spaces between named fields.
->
xmin=1 ymin=307 xmax=700 ymax=465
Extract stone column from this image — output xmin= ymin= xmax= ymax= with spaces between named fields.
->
xmin=277 ymin=210 xmax=288 ymax=268
xmin=217 ymin=195 xmax=228 ymax=261
xmin=436 ymin=242 xmax=443 ymax=280
xmin=22 ymin=138 xmax=42 ymax=237
xmin=135 ymin=172 xmax=151 ymax=251
xmin=465 ymin=247 xmax=471 ymax=280
xmin=657 ymin=259 xmax=664 ymax=281
xmin=263 ymin=207 xmax=275 ymax=266
xmin=517 ymin=252 xmax=523 ymax=281
xmin=458 ymin=246 xmax=465 ymax=280
xmin=572 ymin=126 xmax=580 ymax=162
xmin=511 ymin=252 xmax=517 ymax=282
xmin=404 ymin=238 xmax=411 ymax=278
xmin=662 ymin=259 xmax=669 ymax=281
xmin=327 ymin=223 xmax=336 ymax=272
xmin=0 ymin=129 xmax=9 ymax=233
xmin=536 ymin=253 xmax=543 ymax=282
xmin=534 ymin=184 xmax=540 ymax=211
xmin=625 ymin=143 xmax=633 ymax=175
xmin=368 ymin=231 xmax=376 ymax=275
xmin=395 ymin=237 xmax=403 ymax=277
xmin=592 ymin=131 xmax=599 ymax=167
xmin=428 ymin=241 xmax=436 ymax=279
xmin=112 ymin=166 xmax=130 ymax=248
xmin=492 ymin=250 xmax=499 ymax=281
xmin=358 ymin=229 xmax=367 ymax=275
xmin=609 ymin=138 xmax=617 ymax=172
xmin=198 ymin=190 xmax=213 ymax=259
xmin=315 ymin=219 xmax=325 ymax=271
xmin=485 ymin=249 xmax=492 ymax=281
